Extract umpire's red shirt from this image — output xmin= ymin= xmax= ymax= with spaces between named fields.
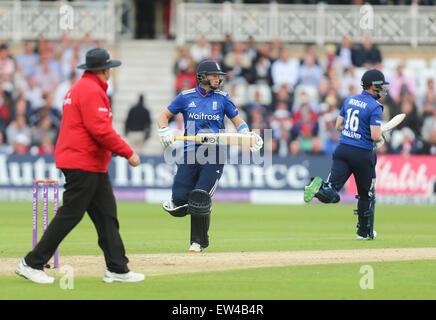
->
xmin=55 ymin=71 xmax=133 ymax=173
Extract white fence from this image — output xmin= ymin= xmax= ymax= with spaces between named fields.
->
xmin=175 ymin=2 xmax=436 ymax=47
xmin=0 ymin=0 xmax=132 ymax=43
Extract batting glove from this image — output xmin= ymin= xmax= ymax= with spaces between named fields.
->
xmin=249 ymin=131 xmax=263 ymax=152
xmin=374 ymin=134 xmax=385 ymax=150
xmin=158 ymin=127 xmax=175 ymax=147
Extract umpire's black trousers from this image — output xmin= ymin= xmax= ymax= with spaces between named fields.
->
xmin=25 ymin=169 xmax=129 ymax=273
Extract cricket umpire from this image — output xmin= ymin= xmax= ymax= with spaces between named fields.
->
xmin=304 ymin=69 xmax=388 ymax=240
xmin=16 ymin=48 xmax=145 ymax=284
xmin=157 ymin=60 xmax=263 ymax=252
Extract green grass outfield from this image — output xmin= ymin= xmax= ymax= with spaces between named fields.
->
xmin=1 ymin=202 xmax=436 ymax=300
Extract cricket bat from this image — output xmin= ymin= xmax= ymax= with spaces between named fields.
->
xmin=381 ymin=113 xmax=406 ymax=132
xmin=174 ymin=133 xmax=255 ymax=147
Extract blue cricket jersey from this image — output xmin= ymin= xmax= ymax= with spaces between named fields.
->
xmin=338 ymin=90 xmax=383 ymax=150
xmin=167 ymin=86 xmax=239 ymax=152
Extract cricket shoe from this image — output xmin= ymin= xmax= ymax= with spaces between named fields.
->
xmin=15 ymin=259 xmax=55 ymax=284
xmin=304 ymin=176 xmax=323 ymax=203
xmin=357 ymin=230 xmax=377 ymax=240
xmin=103 ymin=270 xmax=145 ymax=283
xmin=189 ymin=242 xmax=203 ymax=252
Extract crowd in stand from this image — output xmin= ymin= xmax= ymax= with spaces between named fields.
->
xmin=173 ymin=34 xmax=436 ymax=156
xmin=0 ymin=34 xmax=112 ymax=156
xmin=1 ymin=33 xmax=436 ymax=157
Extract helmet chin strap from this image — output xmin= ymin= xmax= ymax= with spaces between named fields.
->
xmin=200 ymin=79 xmax=221 ymax=91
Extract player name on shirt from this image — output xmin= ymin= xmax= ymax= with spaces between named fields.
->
xmin=342 ymin=129 xmax=362 ymax=139
xmin=348 ymin=98 xmax=367 ymax=109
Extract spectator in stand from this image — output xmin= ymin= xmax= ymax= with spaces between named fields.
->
xmin=396 ymin=98 xmax=421 ymax=136
xmin=61 ymin=40 xmax=82 ymax=79
xmin=289 ymin=139 xmax=301 ymax=156
xmin=421 ymin=107 xmax=436 ymax=154
xmin=354 ymin=35 xmax=382 ymax=68
xmin=251 ymin=53 xmax=272 ymax=86
xmin=322 ymin=117 xmax=341 ymax=156
xmin=320 ymin=43 xmax=343 ymax=77
xmin=257 ymin=42 xmax=274 ymax=62
xmin=291 ymin=94 xmax=318 ymax=139
xmin=0 ymin=43 xmax=15 ymax=91
xmin=30 ymin=115 xmax=58 ymax=149
xmin=299 ymin=44 xmax=320 ymax=66
xmin=175 ymin=62 xmax=196 ymax=94
xmin=79 ymin=33 xmax=96 ymax=65
xmin=0 ymin=86 xmax=11 ymax=126
xmin=6 ymin=115 xmax=31 ymax=154
xmin=270 ymin=48 xmax=299 ymax=92
xmin=276 ymin=127 xmax=292 ymax=157
xmin=36 ymin=135 xmax=55 ymax=155
xmin=419 ymin=78 xmax=436 ymax=111
xmin=16 ymin=41 xmax=39 ymax=78
xmin=245 ymin=88 xmax=269 ymax=125
xmin=336 ymin=35 xmax=356 ymax=71
xmin=54 ymin=72 xmax=78 ymax=114
xmin=317 ymin=95 xmax=339 ymax=143
xmin=270 ymin=38 xmax=283 ymax=61
xmin=339 ymin=64 xmax=361 ymax=99
xmin=190 ymin=35 xmax=211 ymax=64
xmin=35 ymin=35 xmax=46 ymax=56
xmin=42 ymin=40 xmax=63 ymax=80
xmin=388 ymin=63 xmax=416 ymax=105
xmin=225 ymin=56 xmax=251 ymax=85
xmin=34 ymin=54 xmax=61 ymax=95
xmin=270 ymin=102 xmax=292 ymax=140
xmin=24 ymin=74 xmax=44 ymax=111
xmin=391 ymin=127 xmax=418 ymax=155
xmin=54 ymin=32 xmax=71 ymax=61
xmin=295 ymin=123 xmax=323 ymax=155
xmin=292 ymin=90 xmax=318 ymax=113
xmin=125 ymin=94 xmax=152 ymax=154
xmin=297 ymin=54 xmax=324 ymax=86
xmin=249 ymin=108 xmax=268 ymax=133
xmin=224 ymin=42 xmax=252 ymax=82
xmin=422 ymin=102 xmax=435 ymax=122
xmin=318 ymin=66 xmax=341 ymax=101
xmin=29 ymin=92 xmax=61 ymax=130
xmin=245 ymin=36 xmax=258 ymax=63
xmin=272 ymin=84 xmax=292 ymax=111
xmin=173 ymin=46 xmax=192 ymax=76
xmin=210 ymin=42 xmax=224 ymax=67
xmin=11 ymin=96 xmax=31 ymax=123
xmin=0 ymin=131 xmax=11 ymax=153
xmin=221 ymin=33 xmax=234 ymax=56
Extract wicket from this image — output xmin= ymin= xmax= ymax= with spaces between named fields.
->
xmin=32 ymin=180 xmax=59 ymax=268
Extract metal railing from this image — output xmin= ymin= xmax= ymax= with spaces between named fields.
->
xmin=175 ymin=2 xmax=436 ymax=47
xmin=0 ymin=0 xmax=134 ymax=43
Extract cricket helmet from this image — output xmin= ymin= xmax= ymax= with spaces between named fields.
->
xmin=196 ymin=60 xmax=226 ymax=90
xmin=361 ymin=69 xmax=389 ymax=99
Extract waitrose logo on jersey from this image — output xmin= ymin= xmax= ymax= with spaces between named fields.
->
xmin=187 ymin=112 xmax=220 ymax=121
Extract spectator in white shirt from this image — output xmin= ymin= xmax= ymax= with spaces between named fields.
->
xmin=190 ymin=35 xmax=211 ymax=64
xmin=270 ymin=48 xmax=299 ymax=92
xmin=24 ymin=75 xmax=44 ymax=111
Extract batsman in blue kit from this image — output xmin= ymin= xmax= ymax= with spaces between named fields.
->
xmin=157 ymin=60 xmax=263 ymax=252
xmin=304 ymin=69 xmax=388 ymax=240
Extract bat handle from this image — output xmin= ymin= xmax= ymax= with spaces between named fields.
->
xmin=174 ymin=136 xmax=196 ymax=141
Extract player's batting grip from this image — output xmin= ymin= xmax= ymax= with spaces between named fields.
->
xmin=174 ymin=133 xmax=259 ymax=148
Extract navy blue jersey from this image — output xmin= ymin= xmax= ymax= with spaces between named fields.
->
xmin=338 ymin=90 xmax=383 ymax=150
xmin=167 ymin=86 xmax=239 ymax=152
